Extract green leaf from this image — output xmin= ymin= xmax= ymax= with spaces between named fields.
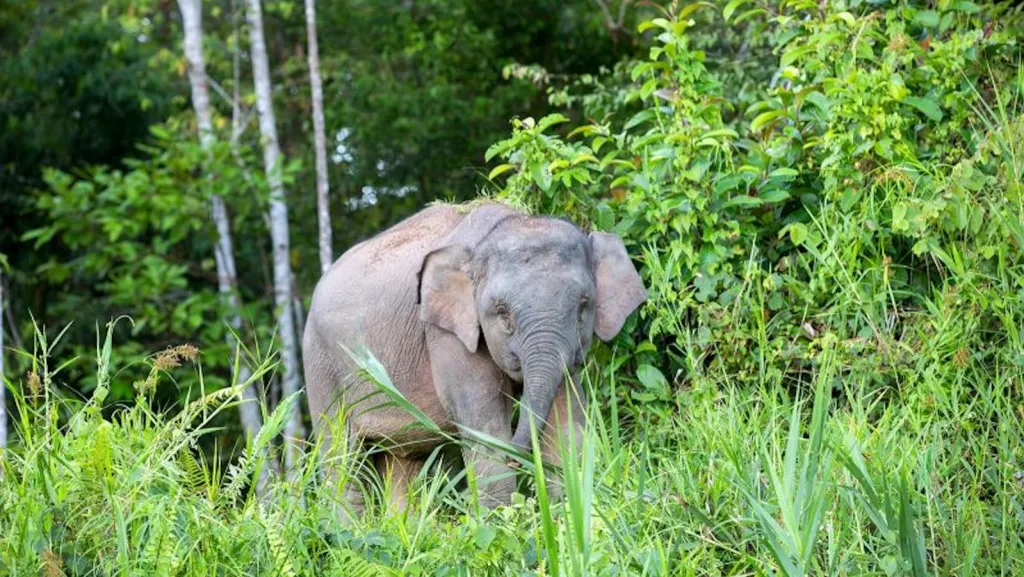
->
xmin=804 ymin=91 xmax=831 ymax=115
xmin=636 ymin=364 xmax=669 ymax=393
xmin=913 ymin=10 xmax=939 ymax=28
xmin=473 ymin=524 xmax=498 ymax=550
xmin=953 ymin=1 xmax=980 ymax=13
xmin=536 ymin=113 xmax=570 ymax=133
xmin=714 ymin=174 xmax=745 ymax=194
xmin=567 ymin=125 xmax=597 ymax=138
xmin=768 ymin=167 xmax=799 ymax=179
xmin=733 ymin=7 xmax=767 ymax=25
xmin=595 ymin=203 xmax=615 ymax=231
xmin=903 ymin=96 xmax=943 ymax=121
xmin=694 ymin=273 xmax=718 ymax=301
xmin=678 ymin=2 xmax=716 ymax=21
xmin=624 ymin=109 xmax=657 ymax=131
xmin=531 ymin=162 xmax=552 ymax=193
xmin=701 ymin=128 xmax=740 ymax=140
xmin=835 ymin=11 xmax=857 ymax=27
xmin=780 ymin=45 xmax=812 ymax=67
xmin=725 ymin=195 xmax=764 ymax=208
xmin=487 ymin=164 xmax=516 ymax=180
xmin=787 ymin=222 xmax=809 ymax=245
xmin=723 ymin=0 xmax=749 ymax=21
xmin=149 ymin=125 xmax=170 ymax=140
xmin=840 ymin=188 xmax=860 ymax=212
xmin=898 ymin=477 xmax=929 ymax=577
xmin=635 ymin=341 xmax=658 ymax=354
xmin=571 ymin=153 xmax=599 ymax=166
xmin=751 ymin=110 xmax=787 ymax=133
xmin=893 ymin=204 xmax=909 ymax=232
xmin=638 ymin=18 xmax=670 ymax=33
xmin=759 ymin=189 xmax=791 ymax=203
xmin=484 ymin=139 xmax=514 ymax=162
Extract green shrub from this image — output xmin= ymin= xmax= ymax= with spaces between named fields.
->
xmin=19 ymin=118 xmax=283 ymax=402
xmin=487 ymin=0 xmax=1024 ymax=415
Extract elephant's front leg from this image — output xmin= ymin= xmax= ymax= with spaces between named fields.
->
xmin=375 ymin=453 xmax=426 ymax=514
xmin=538 ymin=374 xmax=587 ymax=502
xmin=425 ymin=326 xmax=517 ymax=509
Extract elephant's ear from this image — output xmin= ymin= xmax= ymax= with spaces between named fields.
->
xmin=418 ymin=202 xmax=522 ymax=352
xmin=419 ymin=244 xmax=479 ymax=352
xmin=589 ymin=231 xmax=647 ymax=342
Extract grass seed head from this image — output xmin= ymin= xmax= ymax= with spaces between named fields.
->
xmin=26 ymin=370 xmax=42 ymax=397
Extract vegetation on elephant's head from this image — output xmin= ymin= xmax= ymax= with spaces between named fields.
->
xmin=488 ymin=0 xmax=1024 ymax=413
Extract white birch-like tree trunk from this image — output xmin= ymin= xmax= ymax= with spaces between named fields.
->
xmin=305 ymin=0 xmax=333 ymax=274
xmin=0 ymin=267 xmax=6 ymax=451
xmin=178 ymin=0 xmax=272 ymax=486
xmin=245 ymin=0 xmax=306 ymax=473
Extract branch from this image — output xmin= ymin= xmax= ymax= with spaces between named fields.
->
xmin=591 ymin=0 xmax=617 ymax=28
xmin=592 ymin=0 xmax=632 ymax=42
xmin=616 ymin=0 xmax=630 ymax=28
xmin=207 ymin=74 xmax=235 ymax=108
xmin=232 ymin=105 xmax=258 ymax=145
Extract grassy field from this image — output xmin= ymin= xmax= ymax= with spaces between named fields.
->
xmin=2 ymin=320 xmax=1022 ymax=576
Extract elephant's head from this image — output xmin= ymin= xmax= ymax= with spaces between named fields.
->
xmin=418 ymin=203 xmax=646 ymax=451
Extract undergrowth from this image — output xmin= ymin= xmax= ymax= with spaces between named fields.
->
xmin=2 ymin=321 xmax=1022 ymax=576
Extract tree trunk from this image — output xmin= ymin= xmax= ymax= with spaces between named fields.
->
xmin=245 ymin=0 xmax=306 ymax=474
xmin=0 ymin=267 xmax=6 ymax=451
xmin=177 ymin=0 xmax=272 ymax=487
xmin=304 ymin=0 xmax=333 ymax=274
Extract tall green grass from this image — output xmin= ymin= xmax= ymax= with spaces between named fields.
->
xmin=2 ymin=317 xmax=1022 ymax=576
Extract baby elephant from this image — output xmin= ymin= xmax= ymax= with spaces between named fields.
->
xmin=303 ymin=201 xmax=645 ymax=512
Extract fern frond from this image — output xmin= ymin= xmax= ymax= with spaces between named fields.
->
xmin=328 ymin=548 xmax=397 ymax=577
xmin=221 ymin=390 xmax=301 ymax=504
xmin=258 ymin=504 xmax=297 ymax=577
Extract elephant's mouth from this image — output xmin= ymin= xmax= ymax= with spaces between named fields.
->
xmin=506 ymin=365 xmax=523 ymax=382
xmin=505 ymin=356 xmax=523 ymax=382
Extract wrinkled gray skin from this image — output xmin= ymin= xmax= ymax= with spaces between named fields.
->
xmin=303 ymin=202 xmax=646 ymax=513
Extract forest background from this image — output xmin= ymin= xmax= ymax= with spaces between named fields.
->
xmin=2 ymin=0 xmax=1024 ymax=575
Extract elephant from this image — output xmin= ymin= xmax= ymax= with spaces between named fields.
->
xmin=302 ymin=201 xmax=646 ymax=513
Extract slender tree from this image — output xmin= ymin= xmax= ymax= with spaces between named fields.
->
xmin=245 ymin=0 xmax=306 ymax=472
xmin=0 ymin=265 xmax=6 ymax=451
xmin=177 ymin=0 xmax=272 ymax=484
xmin=304 ymin=0 xmax=333 ymax=274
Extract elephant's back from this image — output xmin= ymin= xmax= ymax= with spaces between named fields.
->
xmin=317 ymin=203 xmax=462 ymax=304
xmin=304 ymin=204 xmax=465 ymax=435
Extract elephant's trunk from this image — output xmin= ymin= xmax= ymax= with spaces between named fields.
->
xmin=510 ymin=336 xmax=571 ymax=452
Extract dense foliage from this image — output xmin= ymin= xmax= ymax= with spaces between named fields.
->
xmin=490 ymin=0 xmax=1024 ymax=419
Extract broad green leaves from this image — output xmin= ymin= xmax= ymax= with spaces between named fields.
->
xmin=20 ymin=119 xmax=273 ymax=400
xmin=902 ymin=96 xmax=944 ymax=122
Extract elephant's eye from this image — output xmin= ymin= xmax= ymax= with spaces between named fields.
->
xmin=495 ymin=303 xmax=514 ymax=333
xmin=578 ymin=298 xmax=590 ymax=323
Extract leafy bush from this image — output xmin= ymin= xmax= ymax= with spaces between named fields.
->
xmin=18 ymin=119 xmax=284 ymax=401
xmin=487 ymin=0 xmax=1024 ymax=416
xmin=0 ymin=12 xmax=180 ymax=278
